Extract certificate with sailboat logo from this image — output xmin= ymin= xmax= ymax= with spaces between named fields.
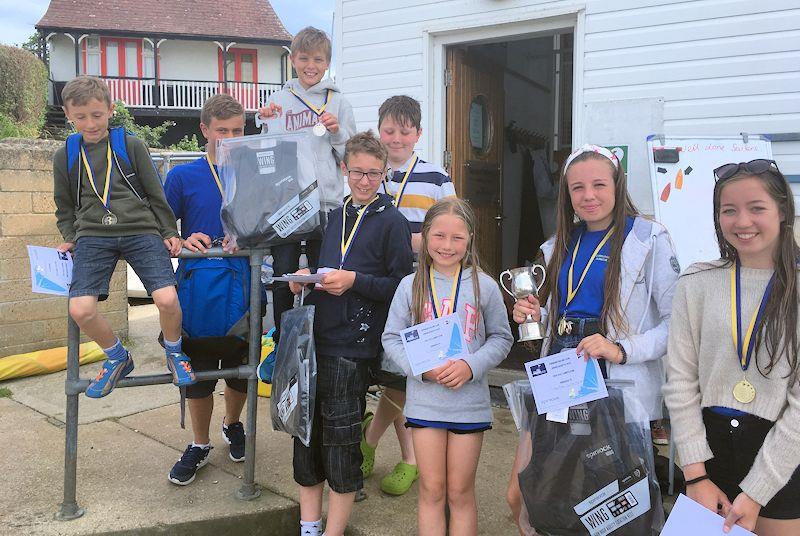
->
xmin=400 ymin=314 xmax=469 ymax=376
xmin=525 ymin=349 xmax=608 ymax=415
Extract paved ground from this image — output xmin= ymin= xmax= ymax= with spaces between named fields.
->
xmin=0 ymin=303 xmax=522 ymax=535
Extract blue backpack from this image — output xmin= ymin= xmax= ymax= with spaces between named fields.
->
xmin=65 ymin=126 xmax=150 ymax=207
xmin=176 ymin=257 xmax=251 ymax=339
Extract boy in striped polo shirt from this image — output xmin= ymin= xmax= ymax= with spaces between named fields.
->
xmin=379 ymin=96 xmax=456 ymax=253
xmin=359 ymin=95 xmax=456 ymax=498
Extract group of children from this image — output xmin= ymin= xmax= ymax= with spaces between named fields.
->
xmin=51 ymin=24 xmax=799 ymax=536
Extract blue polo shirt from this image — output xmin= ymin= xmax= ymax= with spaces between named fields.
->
xmin=556 ymin=217 xmax=635 ymax=319
xmin=164 ymin=156 xmax=225 ymax=241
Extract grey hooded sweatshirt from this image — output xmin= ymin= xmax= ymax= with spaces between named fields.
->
xmin=257 ymin=77 xmax=356 ymax=212
xmin=382 ymin=269 xmax=513 ymax=424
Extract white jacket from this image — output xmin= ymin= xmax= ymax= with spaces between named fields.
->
xmin=257 ymin=78 xmax=356 ymax=211
xmin=540 ymin=217 xmax=679 ymax=420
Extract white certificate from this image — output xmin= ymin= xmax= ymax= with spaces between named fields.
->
xmin=525 ymin=348 xmax=608 ymax=415
xmin=400 ymin=314 xmax=468 ymax=376
xmin=272 ymin=273 xmax=326 ymax=284
xmin=661 ymin=494 xmax=754 ymax=535
xmin=27 ymin=245 xmax=72 ymax=296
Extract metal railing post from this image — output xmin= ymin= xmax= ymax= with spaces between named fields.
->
xmin=236 ymin=248 xmax=265 ymax=500
xmin=56 ymin=309 xmax=85 ymax=520
xmin=57 ymin=247 xmax=264 ymax=519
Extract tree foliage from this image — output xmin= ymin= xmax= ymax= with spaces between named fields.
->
xmin=108 ymin=100 xmax=175 ymax=148
xmin=0 ymin=45 xmax=48 ymax=139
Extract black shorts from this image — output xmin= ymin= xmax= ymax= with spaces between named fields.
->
xmin=404 ymin=420 xmax=491 ymax=435
xmin=293 ymin=354 xmax=374 ymax=494
xmin=183 ymin=337 xmax=248 ymax=399
xmin=703 ymin=408 xmax=800 ymax=519
xmin=369 ymin=367 xmax=406 ymax=392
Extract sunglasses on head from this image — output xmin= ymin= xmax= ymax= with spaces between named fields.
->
xmin=713 ymin=159 xmax=779 ymax=181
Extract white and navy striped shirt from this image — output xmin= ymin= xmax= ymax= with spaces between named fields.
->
xmin=382 ymin=153 xmax=456 ymax=233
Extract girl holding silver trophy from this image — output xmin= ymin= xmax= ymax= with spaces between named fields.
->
xmin=506 ymin=144 xmax=680 ymax=530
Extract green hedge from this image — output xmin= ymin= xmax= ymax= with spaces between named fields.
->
xmin=0 ymin=45 xmax=48 ymax=139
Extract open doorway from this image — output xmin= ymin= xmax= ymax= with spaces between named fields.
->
xmin=445 ymin=30 xmax=575 ymax=370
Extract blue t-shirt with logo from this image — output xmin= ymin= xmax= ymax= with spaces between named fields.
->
xmin=556 ymin=216 xmax=635 ymax=319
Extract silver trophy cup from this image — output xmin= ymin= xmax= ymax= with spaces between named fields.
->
xmin=499 ymin=265 xmax=546 ymax=342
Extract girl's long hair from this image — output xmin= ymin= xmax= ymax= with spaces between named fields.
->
xmin=538 ymin=152 xmax=640 ymax=337
xmin=412 ymin=198 xmax=482 ymax=324
xmin=712 ymin=168 xmax=800 ymax=376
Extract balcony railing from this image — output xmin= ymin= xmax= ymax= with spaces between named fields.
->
xmin=53 ymin=77 xmax=283 ymax=112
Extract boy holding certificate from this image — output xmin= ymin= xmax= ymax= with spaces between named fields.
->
xmin=288 ymin=131 xmax=413 ymax=536
xmin=256 ymin=26 xmax=356 ymax=346
xmin=53 ymin=76 xmax=193 ymax=399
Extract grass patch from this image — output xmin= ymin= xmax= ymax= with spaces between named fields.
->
xmin=0 ymin=387 xmax=12 ymax=398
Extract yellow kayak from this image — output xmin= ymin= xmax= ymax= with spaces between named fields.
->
xmin=0 ymin=342 xmax=105 ymax=381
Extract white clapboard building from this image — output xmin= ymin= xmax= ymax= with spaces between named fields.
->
xmin=334 ymin=0 xmax=800 ymax=274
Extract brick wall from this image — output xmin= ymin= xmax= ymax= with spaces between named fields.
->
xmin=0 ymin=139 xmax=128 ymax=358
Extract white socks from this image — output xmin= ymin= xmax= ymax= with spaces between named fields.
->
xmin=300 ymin=519 xmax=322 ymax=535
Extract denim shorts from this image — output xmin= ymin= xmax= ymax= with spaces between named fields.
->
xmin=293 ymin=354 xmax=374 ymax=493
xmin=549 ymin=317 xmax=607 ymax=377
xmin=70 ymin=234 xmax=176 ymax=300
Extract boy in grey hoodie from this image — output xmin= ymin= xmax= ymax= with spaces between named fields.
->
xmin=256 ymin=26 xmax=356 ymax=342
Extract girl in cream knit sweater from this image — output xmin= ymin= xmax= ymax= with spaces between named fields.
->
xmin=664 ymin=159 xmax=800 ymax=535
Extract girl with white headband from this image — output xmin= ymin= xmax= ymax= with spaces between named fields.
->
xmin=506 ymin=144 xmax=680 ymax=532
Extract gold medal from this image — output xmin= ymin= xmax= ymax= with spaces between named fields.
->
xmin=729 ymin=263 xmax=773 ymax=405
xmin=733 ymin=379 xmax=756 ymax=404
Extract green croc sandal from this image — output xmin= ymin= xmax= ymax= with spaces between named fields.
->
xmin=380 ymin=462 xmax=419 ymax=496
xmin=360 ymin=412 xmax=376 ymax=478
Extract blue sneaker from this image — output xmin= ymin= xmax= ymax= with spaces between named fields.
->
xmin=85 ymin=355 xmax=134 ymax=399
xmin=166 ymin=352 xmax=196 ymax=387
xmin=222 ymin=420 xmax=246 ymax=462
xmin=257 ymin=349 xmax=276 ymax=383
xmin=168 ymin=444 xmax=212 ymax=485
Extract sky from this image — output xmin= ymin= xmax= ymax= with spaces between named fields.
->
xmin=0 ymin=0 xmax=334 ymax=46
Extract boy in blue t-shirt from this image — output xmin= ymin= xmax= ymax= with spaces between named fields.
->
xmin=162 ymin=94 xmax=250 ymax=485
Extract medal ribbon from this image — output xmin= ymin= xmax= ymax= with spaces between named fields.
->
xmin=730 ymin=261 xmax=775 ymax=371
xmin=566 ymin=228 xmax=614 ymax=306
xmin=428 ymin=265 xmax=463 ymax=319
xmin=340 ymin=195 xmax=379 ymax=269
xmin=289 ymin=88 xmax=332 ymax=118
xmin=80 ymin=142 xmax=112 ymax=210
xmin=386 ymin=155 xmax=419 ymax=207
xmin=205 ymin=156 xmax=224 ymax=198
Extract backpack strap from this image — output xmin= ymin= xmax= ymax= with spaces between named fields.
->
xmin=109 ymin=127 xmax=148 ymax=201
xmin=65 ymin=132 xmax=84 ymax=208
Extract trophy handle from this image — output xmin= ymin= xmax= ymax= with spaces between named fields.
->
xmin=532 ymin=265 xmax=547 ymax=294
xmin=499 ymin=270 xmax=514 ymax=297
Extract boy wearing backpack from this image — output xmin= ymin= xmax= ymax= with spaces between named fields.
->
xmin=54 ymin=75 xmax=194 ymax=399
xmin=162 ymin=94 xmax=253 ymax=485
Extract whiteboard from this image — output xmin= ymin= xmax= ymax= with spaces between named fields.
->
xmin=648 ymin=135 xmax=773 ymax=269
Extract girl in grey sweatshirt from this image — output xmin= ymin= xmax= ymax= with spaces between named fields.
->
xmin=382 ymin=198 xmax=513 ymax=535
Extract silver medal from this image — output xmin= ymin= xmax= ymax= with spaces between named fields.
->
xmin=102 ymin=212 xmax=118 ymax=226
xmin=313 ymin=122 xmax=327 ymax=137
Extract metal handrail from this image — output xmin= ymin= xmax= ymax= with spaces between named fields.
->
xmin=57 ymin=246 xmax=267 ymax=520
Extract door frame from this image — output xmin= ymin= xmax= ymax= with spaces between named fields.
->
xmin=422 ymin=5 xmax=586 ymax=170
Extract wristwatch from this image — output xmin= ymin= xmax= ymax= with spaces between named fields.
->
xmin=615 ymin=342 xmax=628 ymax=365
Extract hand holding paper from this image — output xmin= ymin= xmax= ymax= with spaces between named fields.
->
xmin=400 ymin=315 xmax=469 ymax=376
xmin=661 ymin=494 xmax=754 ymax=536
xmin=525 ymin=348 xmax=608 ymax=415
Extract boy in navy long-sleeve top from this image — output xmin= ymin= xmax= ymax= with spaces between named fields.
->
xmin=288 ymin=131 xmax=412 ymax=536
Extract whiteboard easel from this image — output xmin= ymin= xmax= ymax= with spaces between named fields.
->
xmin=648 ymin=135 xmax=773 ymax=269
